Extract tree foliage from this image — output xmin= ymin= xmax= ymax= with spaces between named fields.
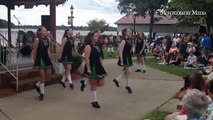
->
xmin=117 ymin=0 xmax=168 ymax=15
xmin=168 ymin=0 xmax=213 ymax=33
xmin=0 ymin=19 xmax=15 ymax=28
xmin=116 ymin=0 xmax=168 ymax=40
xmin=87 ymin=19 xmax=109 ymax=33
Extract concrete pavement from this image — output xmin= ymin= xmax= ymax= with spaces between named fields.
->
xmin=0 ymin=59 xmax=182 ymax=120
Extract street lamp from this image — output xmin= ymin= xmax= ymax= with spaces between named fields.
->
xmin=133 ymin=13 xmax=137 ymax=49
xmin=70 ymin=5 xmax=74 ymax=29
xmin=133 ymin=13 xmax=136 ymax=35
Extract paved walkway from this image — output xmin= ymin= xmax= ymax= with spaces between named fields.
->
xmin=0 ymin=59 xmax=182 ymax=120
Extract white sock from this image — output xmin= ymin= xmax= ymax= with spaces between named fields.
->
xmin=116 ymin=73 xmax=124 ymax=82
xmin=84 ymin=78 xmax=88 ymax=85
xmin=61 ymin=76 xmax=66 ymax=83
xmin=40 ymin=83 xmax=45 ymax=94
xmin=141 ymin=64 xmax=145 ymax=71
xmin=67 ymin=75 xmax=73 ymax=84
xmin=143 ymin=64 xmax=146 ymax=70
xmin=125 ymin=77 xmax=131 ymax=87
xmin=91 ymin=91 xmax=97 ymax=102
xmin=141 ymin=64 xmax=144 ymax=71
xmin=36 ymin=81 xmax=40 ymax=87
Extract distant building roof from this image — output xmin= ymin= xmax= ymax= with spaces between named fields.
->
xmin=0 ymin=0 xmax=67 ymax=7
xmin=115 ymin=14 xmax=179 ymax=25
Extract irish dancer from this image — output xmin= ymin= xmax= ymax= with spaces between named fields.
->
xmin=113 ymin=28 xmax=133 ymax=94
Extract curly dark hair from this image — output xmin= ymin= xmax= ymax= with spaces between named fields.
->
xmin=84 ymin=30 xmax=99 ymax=45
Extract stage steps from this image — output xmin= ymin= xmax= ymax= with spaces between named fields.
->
xmin=0 ymin=67 xmax=82 ymax=92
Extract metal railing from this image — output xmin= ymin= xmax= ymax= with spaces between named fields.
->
xmin=0 ymin=30 xmax=18 ymax=47
xmin=0 ymin=33 xmax=19 ymax=92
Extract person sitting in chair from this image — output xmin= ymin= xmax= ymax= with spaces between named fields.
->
xmin=184 ymin=51 xmax=197 ymax=69
xmin=169 ymin=50 xmax=181 ymax=66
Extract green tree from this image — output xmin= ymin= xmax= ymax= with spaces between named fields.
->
xmin=87 ymin=19 xmax=109 ymax=33
xmin=168 ymin=0 xmax=213 ymax=33
xmin=0 ymin=19 xmax=15 ymax=28
xmin=116 ymin=0 xmax=168 ymax=40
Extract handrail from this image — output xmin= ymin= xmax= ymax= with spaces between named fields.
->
xmin=0 ymin=33 xmax=19 ymax=92
xmin=0 ymin=33 xmax=16 ymax=48
xmin=0 ymin=33 xmax=8 ymax=42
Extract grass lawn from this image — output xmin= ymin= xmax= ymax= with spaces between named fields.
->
xmin=145 ymin=57 xmax=198 ymax=77
xmin=141 ymin=109 xmax=169 ymax=120
xmin=145 ymin=52 xmax=153 ymax=57
xmin=102 ymin=50 xmax=197 ymax=77
xmin=103 ymin=48 xmax=119 ymax=59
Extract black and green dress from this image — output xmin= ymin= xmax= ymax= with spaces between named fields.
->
xmin=83 ymin=44 xmax=107 ymax=79
xmin=135 ymin=38 xmax=145 ymax=56
xmin=60 ymin=37 xmax=74 ymax=64
xmin=117 ymin=39 xmax=133 ymax=67
xmin=34 ymin=38 xmax=52 ymax=69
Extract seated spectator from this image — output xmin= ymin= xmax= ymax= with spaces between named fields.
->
xmin=205 ymin=54 xmax=213 ymax=74
xmin=198 ymin=50 xmax=209 ymax=66
xmin=169 ymin=50 xmax=181 ymax=66
xmin=184 ymin=51 xmax=197 ymax=69
xmin=203 ymin=66 xmax=213 ymax=89
xmin=158 ymin=51 xmax=166 ymax=64
xmin=206 ymin=80 xmax=213 ymax=120
xmin=153 ymin=45 xmax=162 ymax=60
xmin=177 ymin=75 xmax=192 ymax=100
xmin=169 ymin=43 xmax=180 ymax=54
xmin=184 ymin=42 xmax=195 ymax=60
xmin=179 ymin=73 xmax=205 ymax=101
xmin=183 ymin=75 xmax=191 ymax=91
xmin=174 ymin=89 xmax=209 ymax=120
xmin=166 ymin=43 xmax=179 ymax=64
xmin=165 ymin=73 xmax=206 ymax=120
xmin=202 ymin=54 xmax=213 ymax=80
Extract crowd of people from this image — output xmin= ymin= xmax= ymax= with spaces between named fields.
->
xmin=164 ymin=70 xmax=213 ymax=120
xmin=147 ymin=33 xmax=213 ymax=120
xmin=152 ymin=33 xmax=213 ymax=71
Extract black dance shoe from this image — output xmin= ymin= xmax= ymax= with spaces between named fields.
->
xmin=80 ymin=80 xmax=86 ymax=91
xmin=135 ymin=69 xmax=141 ymax=72
xmin=69 ymin=83 xmax=74 ymax=90
xmin=113 ymin=79 xmax=119 ymax=87
xmin=143 ymin=70 xmax=146 ymax=73
xmin=91 ymin=101 xmax=101 ymax=108
xmin=59 ymin=81 xmax=66 ymax=88
xmin=39 ymin=94 xmax=44 ymax=101
xmin=125 ymin=86 xmax=133 ymax=94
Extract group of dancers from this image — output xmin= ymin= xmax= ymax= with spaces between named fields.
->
xmin=32 ymin=26 xmax=146 ymax=109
